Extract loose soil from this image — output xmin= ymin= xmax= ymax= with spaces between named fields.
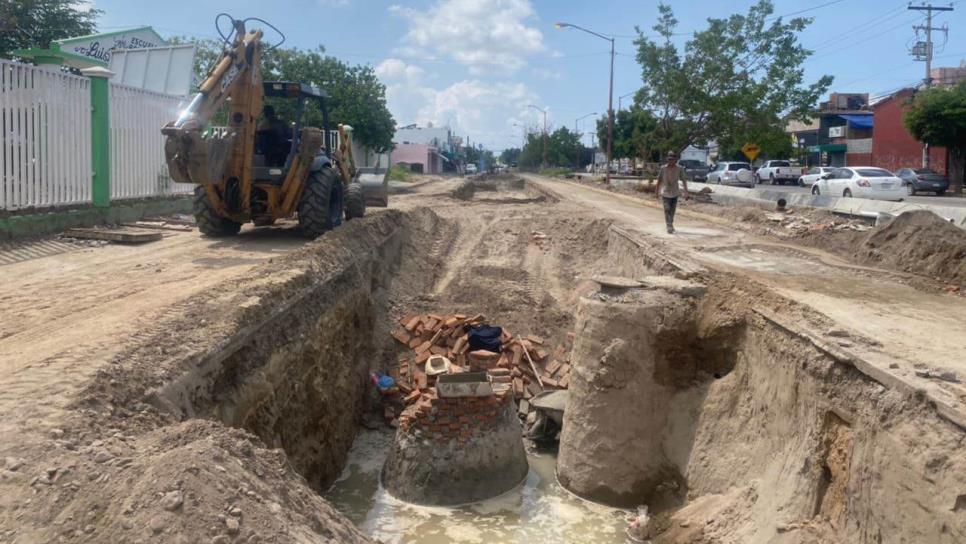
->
xmin=575 ymin=177 xmax=966 ymax=291
xmin=2 ymin=174 xmax=965 ymax=544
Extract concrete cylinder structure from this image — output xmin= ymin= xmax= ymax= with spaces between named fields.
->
xmin=556 ymin=286 xmax=699 ymax=508
xmin=383 ymin=391 xmax=528 ymax=505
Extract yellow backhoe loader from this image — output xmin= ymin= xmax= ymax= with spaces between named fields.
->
xmin=162 ymin=15 xmax=376 ymax=237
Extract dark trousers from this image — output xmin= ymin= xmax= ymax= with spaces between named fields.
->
xmin=662 ymin=196 xmax=678 ymax=227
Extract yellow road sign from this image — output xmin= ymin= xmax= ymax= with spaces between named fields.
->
xmin=741 ymin=143 xmax=761 ymax=162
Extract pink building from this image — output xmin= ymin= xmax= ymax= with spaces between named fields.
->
xmin=391 ymin=143 xmax=443 ymax=174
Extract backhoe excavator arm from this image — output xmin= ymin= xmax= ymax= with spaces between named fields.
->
xmin=162 ymin=18 xmax=264 ymax=217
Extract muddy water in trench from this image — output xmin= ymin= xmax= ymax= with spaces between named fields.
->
xmin=326 ymin=430 xmax=631 ymax=544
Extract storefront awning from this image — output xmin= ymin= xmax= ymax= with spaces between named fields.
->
xmin=838 ymin=114 xmax=873 ymax=130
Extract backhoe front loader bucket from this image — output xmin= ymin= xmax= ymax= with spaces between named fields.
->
xmin=357 ymin=167 xmax=389 ymax=207
xmin=163 ymin=127 xmax=236 ymax=185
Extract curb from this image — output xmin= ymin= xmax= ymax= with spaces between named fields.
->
xmin=0 ymin=197 xmax=193 ymax=240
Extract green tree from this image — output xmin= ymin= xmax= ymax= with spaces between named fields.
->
xmin=633 ymin=0 xmax=831 ymax=158
xmin=176 ymin=39 xmax=395 ymax=153
xmin=597 ymin=107 xmax=661 ymax=162
xmin=1 ymin=0 xmax=101 ymax=59
xmin=518 ymin=127 xmax=589 ymax=169
xmin=905 ymin=82 xmax=966 ymax=195
xmin=500 ymin=148 xmax=521 ymax=165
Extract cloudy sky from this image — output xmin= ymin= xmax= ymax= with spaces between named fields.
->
xmin=92 ymin=0 xmax=965 ymax=151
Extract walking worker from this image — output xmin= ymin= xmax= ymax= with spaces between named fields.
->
xmin=655 ymin=150 xmax=690 ymax=234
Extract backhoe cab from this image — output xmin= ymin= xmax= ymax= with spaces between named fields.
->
xmin=162 ymin=17 xmax=366 ymax=237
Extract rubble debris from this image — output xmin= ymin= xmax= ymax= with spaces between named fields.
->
xmin=387 ymin=313 xmax=575 ymax=425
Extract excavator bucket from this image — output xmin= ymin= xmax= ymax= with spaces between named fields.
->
xmin=163 ymin=127 xmax=236 ymax=185
xmin=357 ymin=167 xmax=389 ymax=207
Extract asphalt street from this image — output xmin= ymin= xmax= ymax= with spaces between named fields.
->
xmin=748 ymin=182 xmax=966 ymax=208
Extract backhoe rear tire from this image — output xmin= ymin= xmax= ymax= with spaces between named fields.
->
xmin=344 ymin=182 xmax=366 ymax=220
xmin=298 ymin=167 xmax=343 ymax=238
xmin=193 ymin=186 xmax=242 ymax=237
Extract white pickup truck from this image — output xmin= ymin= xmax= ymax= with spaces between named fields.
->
xmin=755 ymin=160 xmax=800 ymax=186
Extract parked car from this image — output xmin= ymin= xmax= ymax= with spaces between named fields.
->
xmin=755 ymin=160 xmax=800 ymax=185
xmin=679 ymin=159 xmax=710 ymax=182
xmin=811 ymin=167 xmax=905 ymax=201
xmin=465 ymin=163 xmax=477 ymax=174
xmin=798 ymin=167 xmax=836 ymax=187
xmin=707 ymin=162 xmax=754 ymax=187
xmin=896 ymin=168 xmax=949 ymax=196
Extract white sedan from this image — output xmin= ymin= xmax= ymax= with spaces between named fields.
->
xmin=798 ymin=166 xmax=835 ymax=187
xmin=811 ymin=167 xmax=905 ymax=201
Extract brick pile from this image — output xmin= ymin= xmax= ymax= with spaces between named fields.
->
xmin=387 ymin=313 xmax=574 ymax=425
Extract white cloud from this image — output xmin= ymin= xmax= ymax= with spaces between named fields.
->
xmin=377 ymin=61 xmax=541 ymax=148
xmin=389 ymin=0 xmax=546 ymax=74
xmin=375 ymin=58 xmax=425 ymax=83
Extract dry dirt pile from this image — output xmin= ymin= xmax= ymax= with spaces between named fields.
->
xmin=859 ymin=210 xmax=966 ymax=284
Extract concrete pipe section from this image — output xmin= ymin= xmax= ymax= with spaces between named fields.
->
xmin=557 ymin=275 xmax=709 ymax=509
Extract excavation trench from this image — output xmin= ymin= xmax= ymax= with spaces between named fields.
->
xmin=135 ymin=179 xmax=965 ymax=543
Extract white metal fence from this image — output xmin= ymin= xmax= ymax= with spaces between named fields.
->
xmin=110 ymin=83 xmax=192 ymax=199
xmin=0 ymin=60 xmax=92 ymax=210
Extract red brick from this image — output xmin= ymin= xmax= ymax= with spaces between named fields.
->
xmin=525 ymin=334 xmax=544 ymax=345
xmin=392 ymin=328 xmax=412 ymax=345
xmin=408 ymin=337 xmax=422 ymax=349
xmin=430 ymin=345 xmax=448 ymax=356
xmin=469 ymin=349 xmax=500 ymax=361
xmin=403 ymin=390 xmax=422 ymax=404
xmin=404 ymin=315 xmax=421 ymax=332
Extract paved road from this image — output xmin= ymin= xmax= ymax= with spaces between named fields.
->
xmin=525 ymin=174 xmax=966 ymax=426
xmin=739 ymin=181 xmax=966 ymax=208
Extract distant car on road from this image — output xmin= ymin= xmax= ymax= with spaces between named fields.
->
xmin=679 ymin=159 xmax=710 ymax=182
xmin=896 ymin=168 xmax=949 ymax=196
xmin=707 ymin=162 xmax=753 ymax=187
xmin=811 ymin=167 xmax=905 ymax=201
xmin=465 ymin=164 xmax=477 ymax=175
xmin=755 ymin=160 xmax=800 ymax=185
xmin=798 ymin=167 xmax=836 ymax=187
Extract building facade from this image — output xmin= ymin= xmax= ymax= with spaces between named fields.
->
xmin=391 ymin=125 xmax=454 ymax=174
xmin=871 ymin=88 xmax=948 ymax=175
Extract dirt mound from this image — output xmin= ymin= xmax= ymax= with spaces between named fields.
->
xmin=860 ymin=210 xmax=966 ymax=283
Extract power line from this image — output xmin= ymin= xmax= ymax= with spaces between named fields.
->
xmin=767 ymin=0 xmax=849 ymax=19
xmin=810 ymin=15 xmax=922 ymax=57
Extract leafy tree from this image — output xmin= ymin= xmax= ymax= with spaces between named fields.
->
xmin=500 ymin=147 xmax=521 ymax=165
xmin=633 ymin=0 xmax=831 ymax=158
xmin=175 ymin=38 xmax=395 ymax=153
xmin=1 ymin=0 xmax=101 ymax=59
xmin=905 ymin=82 xmax=966 ymax=195
xmin=518 ymin=127 xmax=591 ymax=169
xmin=597 ymin=107 xmax=661 ymax=162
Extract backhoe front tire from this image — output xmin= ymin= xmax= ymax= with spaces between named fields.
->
xmin=193 ymin=186 xmax=242 ymax=237
xmin=344 ymin=182 xmax=366 ymax=220
xmin=298 ymin=167 xmax=343 ymax=238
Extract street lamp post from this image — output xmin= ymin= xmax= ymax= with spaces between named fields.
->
xmin=528 ymin=104 xmax=548 ymax=169
xmin=556 ymin=22 xmax=615 ymax=184
xmin=574 ymin=112 xmax=597 ymax=173
xmin=512 ymin=122 xmax=527 ymax=151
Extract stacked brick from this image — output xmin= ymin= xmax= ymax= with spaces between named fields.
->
xmin=388 ymin=313 xmax=575 ymax=422
xmin=397 ymin=388 xmax=514 ymax=447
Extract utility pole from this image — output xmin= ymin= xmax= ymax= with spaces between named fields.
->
xmin=528 ymin=105 xmax=548 ymax=169
xmin=574 ymin=112 xmax=597 ymax=174
xmin=908 ymin=3 xmax=952 ymax=169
